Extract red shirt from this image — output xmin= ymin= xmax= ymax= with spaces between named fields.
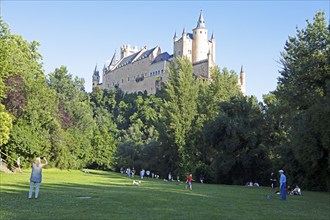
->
xmin=187 ymin=176 xmax=192 ymax=183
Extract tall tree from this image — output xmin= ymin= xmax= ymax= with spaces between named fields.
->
xmin=274 ymin=11 xmax=330 ymax=191
xmin=159 ymin=57 xmax=199 ymax=176
xmin=48 ymin=66 xmax=95 ymax=169
xmin=0 ymin=19 xmax=59 ymax=167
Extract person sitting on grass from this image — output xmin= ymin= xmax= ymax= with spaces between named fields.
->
xmin=292 ymin=185 xmax=301 ymax=196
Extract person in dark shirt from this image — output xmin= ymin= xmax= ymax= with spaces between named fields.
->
xmin=270 ymin=172 xmax=277 ymax=192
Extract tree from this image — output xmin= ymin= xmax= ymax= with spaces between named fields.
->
xmin=158 ymin=57 xmax=200 ymax=176
xmin=204 ymin=96 xmax=270 ymax=185
xmin=0 ymin=19 xmax=59 ymax=168
xmin=274 ymin=11 xmax=330 ymax=191
xmin=48 ymin=66 xmax=95 ymax=169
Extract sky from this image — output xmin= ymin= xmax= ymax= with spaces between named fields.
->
xmin=1 ymin=0 xmax=329 ymax=101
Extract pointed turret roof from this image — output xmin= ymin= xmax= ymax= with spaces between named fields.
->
xmin=109 ymin=52 xmax=116 ymax=67
xmin=182 ymin=27 xmax=186 ymax=35
xmin=173 ymin=31 xmax=177 ymax=39
xmin=240 ymin=65 xmax=244 ymax=73
xmin=196 ymin=10 xmax=206 ymax=28
xmin=93 ymin=63 xmax=100 ymax=77
xmin=211 ymin=32 xmax=215 ymax=40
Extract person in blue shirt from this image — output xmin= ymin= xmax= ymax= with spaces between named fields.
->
xmin=28 ymin=157 xmax=48 ymax=199
xmin=279 ymin=169 xmax=287 ymax=200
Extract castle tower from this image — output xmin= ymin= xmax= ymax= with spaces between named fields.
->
xmin=192 ymin=10 xmax=209 ymax=63
xmin=120 ymin=45 xmax=139 ymax=59
xmin=92 ymin=64 xmax=100 ymax=88
xmin=239 ymin=65 xmax=246 ymax=95
xmin=173 ymin=27 xmax=193 ymax=62
xmin=209 ymin=32 xmax=216 ymax=64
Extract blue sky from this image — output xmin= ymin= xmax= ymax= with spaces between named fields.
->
xmin=1 ymin=0 xmax=329 ymax=101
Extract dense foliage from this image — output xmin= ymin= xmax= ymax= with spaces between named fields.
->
xmin=0 ymin=11 xmax=328 ymax=191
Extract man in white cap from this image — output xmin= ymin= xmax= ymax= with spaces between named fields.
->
xmin=279 ymin=169 xmax=286 ymax=200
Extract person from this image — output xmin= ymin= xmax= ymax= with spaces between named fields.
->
xmin=168 ymin=172 xmax=172 ymax=181
xmin=28 ymin=157 xmax=48 ymax=199
xmin=185 ymin=174 xmax=193 ymax=190
xmin=126 ymin=167 xmax=131 ymax=178
xmin=287 ymin=185 xmax=291 ymax=195
xmin=17 ymin=156 xmax=21 ymax=172
xmin=270 ymin=172 xmax=277 ymax=192
xmin=200 ymin=174 xmax=204 ymax=184
xmin=292 ymin=185 xmax=301 ymax=196
xmin=140 ymin=169 xmax=145 ymax=179
xmin=279 ymin=169 xmax=286 ymax=200
xmin=131 ymin=167 xmax=136 ymax=178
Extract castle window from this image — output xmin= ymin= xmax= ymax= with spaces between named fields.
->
xmin=200 ymin=31 xmax=202 ymax=34
xmin=161 ymin=70 xmax=164 ymax=74
xmin=188 ymin=50 xmax=192 ymax=54
xmin=158 ymin=70 xmax=160 ymax=75
xmin=122 ymin=79 xmax=123 ymax=83
xmin=150 ymin=72 xmax=152 ymax=76
xmin=128 ymin=77 xmax=130 ymax=81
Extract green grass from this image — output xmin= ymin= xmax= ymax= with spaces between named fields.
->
xmin=0 ymin=169 xmax=329 ymax=220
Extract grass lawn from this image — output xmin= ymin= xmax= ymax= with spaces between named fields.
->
xmin=0 ymin=169 xmax=329 ymax=220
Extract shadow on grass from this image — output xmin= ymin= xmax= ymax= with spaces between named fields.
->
xmin=1 ymin=170 xmax=329 ymax=220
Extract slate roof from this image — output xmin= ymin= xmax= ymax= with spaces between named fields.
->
xmin=152 ymin=52 xmax=171 ymax=64
xmin=114 ymin=47 xmax=158 ymax=69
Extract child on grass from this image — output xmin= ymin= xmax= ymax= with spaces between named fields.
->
xmin=185 ymin=174 xmax=193 ymax=190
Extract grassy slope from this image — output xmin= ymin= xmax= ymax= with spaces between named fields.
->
xmin=0 ymin=169 xmax=329 ymax=220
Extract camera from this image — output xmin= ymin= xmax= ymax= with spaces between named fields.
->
xmin=40 ymin=156 xmax=44 ymax=160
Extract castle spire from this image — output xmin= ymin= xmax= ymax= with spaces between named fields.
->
xmin=196 ymin=10 xmax=206 ymax=28
xmin=173 ymin=31 xmax=178 ymax=41
xmin=109 ymin=51 xmax=116 ymax=67
xmin=92 ymin=63 xmax=100 ymax=88
xmin=211 ymin=32 xmax=215 ymax=40
xmin=182 ymin=27 xmax=186 ymax=36
xmin=94 ymin=63 xmax=98 ymax=73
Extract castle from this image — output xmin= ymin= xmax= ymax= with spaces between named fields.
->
xmin=93 ymin=11 xmax=246 ymax=95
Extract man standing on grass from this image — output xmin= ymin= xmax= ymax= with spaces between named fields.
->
xmin=279 ymin=170 xmax=286 ymax=200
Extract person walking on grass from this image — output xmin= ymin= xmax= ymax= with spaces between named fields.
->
xmin=185 ymin=174 xmax=193 ymax=190
xmin=17 ymin=156 xmax=21 ymax=172
xmin=28 ymin=157 xmax=48 ymax=199
xmin=279 ymin=169 xmax=286 ymax=201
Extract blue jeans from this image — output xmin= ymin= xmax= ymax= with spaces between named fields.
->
xmin=29 ymin=181 xmax=41 ymax=199
xmin=281 ymin=183 xmax=286 ymax=200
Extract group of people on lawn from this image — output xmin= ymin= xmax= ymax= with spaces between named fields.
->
xmin=271 ymin=170 xmax=301 ymax=201
xmin=120 ymin=167 xmax=160 ymax=179
xmin=119 ymin=167 xmax=197 ymax=190
xmin=24 ymin=155 xmax=302 ymax=200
